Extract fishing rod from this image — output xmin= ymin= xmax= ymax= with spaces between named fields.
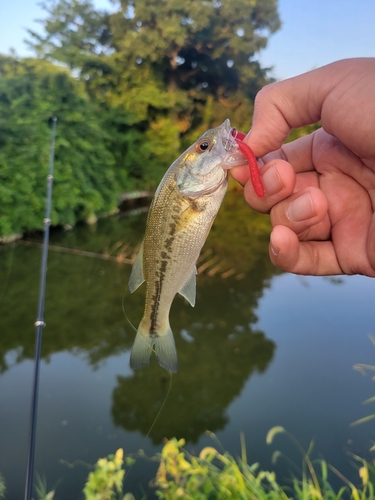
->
xmin=24 ymin=117 xmax=57 ymax=500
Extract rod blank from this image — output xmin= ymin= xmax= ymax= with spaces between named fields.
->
xmin=24 ymin=117 xmax=57 ymax=500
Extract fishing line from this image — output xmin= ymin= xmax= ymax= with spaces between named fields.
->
xmin=122 ymin=289 xmax=157 ymax=355
xmin=122 ymin=292 xmax=137 ymax=332
xmin=24 ymin=117 xmax=57 ymax=500
xmin=123 ymin=370 xmax=173 ymax=487
xmin=121 ymin=291 xmax=173 ymax=485
xmin=144 ymin=371 xmax=172 ymax=440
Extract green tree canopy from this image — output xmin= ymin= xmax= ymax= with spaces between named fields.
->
xmin=0 ymin=0 xmax=281 ymax=236
xmin=27 ymin=0 xmax=281 ymax=150
xmin=0 ymin=55 xmax=120 ymax=236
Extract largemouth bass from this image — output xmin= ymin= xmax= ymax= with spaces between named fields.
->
xmin=128 ymin=119 xmax=255 ymax=372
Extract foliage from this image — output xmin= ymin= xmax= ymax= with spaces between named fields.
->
xmin=1 ymin=434 xmax=373 ymax=499
xmin=3 ymin=435 xmax=375 ymax=499
xmin=24 ymin=0 xmax=282 ymax=196
xmin=78 ymin=434 xmax=375 ymax=500
xmin=265 ymin=426 xmax=375 ymax=500
xmin=28 ymin=0 xmax=280 ymax=104
xmin=0 ymin=55 xmax=122 ymax=236
xmin=83 ymin=448 xmax=136 ymax=500
xmin=1 ymin=0 xmax=319 ymax=238
xmin=33 ymin=474 xmax=55 ymax=500
xmin=105 ymin=0 xmax=280 ymax=130
xmin=352 ymin=335 xmax=375 ymax=432
xmin=266 ymin=427 xmax=348 ymax=500
xmin=0 ymin=474 xmax=4 ymax=499
xmin=154 ymin=437 xmax=289 ymax=499
xmin=286 ymin=123 xmax=321 ymax=143
xmin=27 ymin=0 xmax=112 ymax=68
xmin=0 ymin=0 xmax=323 ymax=238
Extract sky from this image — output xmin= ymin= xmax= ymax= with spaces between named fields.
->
xmin=0 ymin=0 xmax=374 ymax=81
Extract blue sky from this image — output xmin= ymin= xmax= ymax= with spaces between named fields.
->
xmin=0 ymin=0 xmax=374 ymax=80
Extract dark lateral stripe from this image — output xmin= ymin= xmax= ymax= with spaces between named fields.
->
xmin=149 ymin=216 xmax=177 ymax=334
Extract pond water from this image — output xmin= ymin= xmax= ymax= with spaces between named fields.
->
xmin=0 ymin=190 xmax=375 ymax=498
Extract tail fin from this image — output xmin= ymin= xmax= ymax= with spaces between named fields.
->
xmin=154 ymin=327 xmax=178 ymax=373
xmin=130 ymin=322 xmax=178 ymax=373
xmin=129 ymin=328 xmax=154 ymax=370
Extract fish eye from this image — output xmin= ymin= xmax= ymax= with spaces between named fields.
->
xmin=195 ymin=139 xmax=211 ymax=153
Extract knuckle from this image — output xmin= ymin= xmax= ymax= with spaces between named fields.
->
xmin=254 ymin=83 xmax=278 ymax=107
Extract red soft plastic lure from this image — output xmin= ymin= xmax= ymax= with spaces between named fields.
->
xmin=231 ymin=129 xmax=265 ymax=198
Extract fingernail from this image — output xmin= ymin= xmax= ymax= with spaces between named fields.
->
xmin=287 ymin=192 xmax=315 ymax=222
xmin=262 ymin=164 xmax=284 ymax=196
xmin=270 ymin=233 xmax=279 ymax=256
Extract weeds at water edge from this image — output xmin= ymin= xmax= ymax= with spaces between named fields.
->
xmin=6 ymin=428 xmax=375 ymax=500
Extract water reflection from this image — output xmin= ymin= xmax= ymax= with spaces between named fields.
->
xmin=112 ymin=323 xmax=274 ymax=443
xmin=0 ymin=235 xmax=276 ymax=442
xmin=0 ymin=186 xmax=277 ymax=371
xmin=0 ymin=188 xmax=281 ymax=496
xmin=0 ymin=189 xmax=374 ymax=498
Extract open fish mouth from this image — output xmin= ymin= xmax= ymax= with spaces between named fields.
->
xmin=219 ymin=119 xmax=237 ymax=152
xmin=221 ymin=120 xmax=265 ymax=198
xmin=219 ymin=119 xmax=247 ymax=170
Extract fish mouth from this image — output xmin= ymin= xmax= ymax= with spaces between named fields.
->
xmin=219 ymin=119 xmax=249 ymax=170
xmin=220 ymin=119 xmax=237 ymax=152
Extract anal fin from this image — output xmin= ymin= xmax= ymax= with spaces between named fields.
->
xmin=129 ymin=241 xmax=144 ymax=293
xmin=178 ymin=267 xmax=196 ymax=307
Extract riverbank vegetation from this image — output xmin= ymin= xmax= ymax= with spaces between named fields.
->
xmin=79 ymin=428 xmax=375 ymax=500
xmin=0 ymin=0 xmax=282 ymax=237
xmin=4 ymin=429 xmax=374 ymax=499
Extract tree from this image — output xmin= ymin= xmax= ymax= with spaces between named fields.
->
xmin=27 ymin=0 xmax=281 ymax=164
xmin=27 ymin=0 xmax=112 ymax=70
xmin=0 ymin=55 xmax=120 ymax=236
xmin=109 ymin=0 xmax=279 ymax=96
xmin=1 ymin=0 xmax=281 ymax=235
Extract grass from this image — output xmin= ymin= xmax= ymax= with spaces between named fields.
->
xmin=351 ymin=335 xmax=375 ymax=433
xmin=1 ymin=429 xmax=374 ymax=499
xmin=0 ymin=474 xmax=4 ymax=499
xmin=5 ymin=337 xmax=375 ymax=499
xmin=67 ymin=430 xmax=375 ymax=499
xmin=151 ymin=430 xmax=371 ymax=500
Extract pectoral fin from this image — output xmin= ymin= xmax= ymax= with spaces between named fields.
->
xmin=178 ymin=267 xmax=196 ymax=307
xmin=175 ymin=205 xmax=200 ymax=233
xmin=128 ymin=241 xmax=144 ymax=293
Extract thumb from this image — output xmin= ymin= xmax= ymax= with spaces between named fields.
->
xmin=247 ymin=82 xmax=295 ymax=157
xmin=246 ymin=62 xmax=345 ymax=158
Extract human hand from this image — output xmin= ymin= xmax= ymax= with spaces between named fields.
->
xmin=231 ymin=58 xmax=375 ymax=276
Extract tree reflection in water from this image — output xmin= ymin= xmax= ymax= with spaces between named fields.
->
xmin=112 ymin=325 xmax=274 ymax=443
xmin=0 ymin=187 xmax=277 ymax=445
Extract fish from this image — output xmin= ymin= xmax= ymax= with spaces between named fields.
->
xmin=128 ymin=119 xmax=260 ymax=372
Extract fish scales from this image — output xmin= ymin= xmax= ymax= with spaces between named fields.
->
xmin=144 ymin=168 xmax=227 ymax=335
xmin=128 ymin=119 xmax=244 ymax=372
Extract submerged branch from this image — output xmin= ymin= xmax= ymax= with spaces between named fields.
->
xmin=20 ymin=240 xmax=134 ymax=265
